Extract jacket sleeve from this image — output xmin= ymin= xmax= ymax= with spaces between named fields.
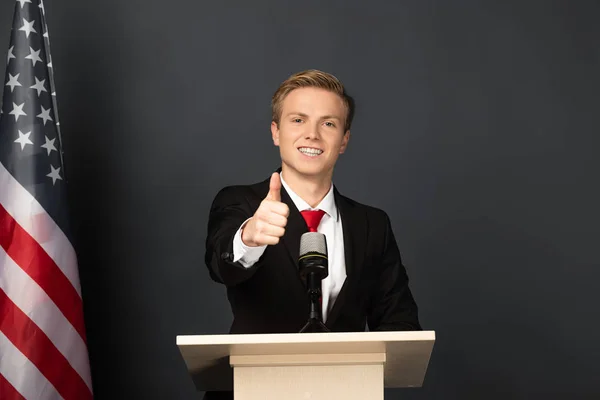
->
xmin=204 ymin=186 xmax=264 ymax=287
xmin=367 ymin=211 xmax=422 ymax=331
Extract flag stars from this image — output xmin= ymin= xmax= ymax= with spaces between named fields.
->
xmin=17 ymin=0 xmax=32 ymax=8
xmin=39 ymin=0 xmax=45 ymax=14
xmin=15 ymin=130 xmax=33 ymax=150
xmin=7 ymin=46 xmax=15 ymax=64
xmin=5 ymin=73 xmax=22 ymax=92
xmin=25 ymin=46 xmax=43 ymax=67
xmin=19 ymin=18 xmax=37 ymax=38
xmin=41 ymin=136 xmax=57 ymax=155
xmin=37 ymin=106 xmax=53 ymax=125
xmin=47 ymin=165 xmax=63 ymax=185
xmin=30 ymin=77 xmax=47 ymax=96
xmin=9 ymin=102 xmax=27 ymax=122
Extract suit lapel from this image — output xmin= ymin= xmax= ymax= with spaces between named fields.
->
xmin=325 ymin=187 xmax=368 ymax=328
xmin=279 ymin=184 xmax=309 ymax=277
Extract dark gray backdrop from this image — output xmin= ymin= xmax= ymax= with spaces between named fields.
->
xmin=1 ymin=1 xmax=599 ymax=399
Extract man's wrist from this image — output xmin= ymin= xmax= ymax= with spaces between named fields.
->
xmin=240 ymin=220 xmax=258 ymax=247
xmin=233 ymin=218 xmax=267 ymax=267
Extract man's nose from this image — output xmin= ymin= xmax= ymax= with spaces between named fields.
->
xmin=305 ymin=124 xmax=321 ymax=140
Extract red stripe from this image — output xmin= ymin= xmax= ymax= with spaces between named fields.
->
xmin=0 ymin=290 xmax=92 ymax=400
xmin=0 ymin=373 xmax=26 ymax=400
xmin=0 ymin=203 xmax=87 ymax=343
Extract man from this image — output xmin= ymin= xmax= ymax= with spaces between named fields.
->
xmin=203 ymin=69 xmax=421 ymax=398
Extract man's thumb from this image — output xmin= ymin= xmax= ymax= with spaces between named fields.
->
xmin=266 ymin=172 xmax=281 ymax=201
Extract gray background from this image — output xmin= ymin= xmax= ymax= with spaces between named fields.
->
xmin=2 ymin=1 xmax=599 ymax=399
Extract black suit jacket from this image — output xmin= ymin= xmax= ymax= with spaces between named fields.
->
xmin=202 ymin=171 xmax=421 ymax=399
xmin=205 ymin=171 xmax=421 ymax=333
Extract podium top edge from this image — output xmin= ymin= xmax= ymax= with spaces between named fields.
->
xmin=176 ymin=330 xmax=435 ymax=346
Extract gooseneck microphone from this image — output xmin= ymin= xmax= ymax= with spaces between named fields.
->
xmin=298 ymin=232 xmax=331 ymax=333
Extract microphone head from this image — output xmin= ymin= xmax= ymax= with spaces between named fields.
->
xmin=299 ymin=232 xmax=328 ymax=279
xmin=299 ymin=232 xmax=327 ymax=258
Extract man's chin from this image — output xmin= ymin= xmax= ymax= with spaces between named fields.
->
xmin=284 ymin=164 xmax=333 ymax=180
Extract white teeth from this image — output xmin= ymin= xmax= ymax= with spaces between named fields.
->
xmin=298 ymin=147 xmax=323 ymax=156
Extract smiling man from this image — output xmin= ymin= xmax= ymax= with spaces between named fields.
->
xmin=204 ymin=71 xmax=421 ymax=396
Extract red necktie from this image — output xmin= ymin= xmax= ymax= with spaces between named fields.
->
xmin=300 ymin=209 xmax=326 ymax=232
xmin=300 ymin=209 xmax=326 ymax=308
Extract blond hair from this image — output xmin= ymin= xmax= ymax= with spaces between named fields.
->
xmin=271 ymin=69 xmax=355 ymax=131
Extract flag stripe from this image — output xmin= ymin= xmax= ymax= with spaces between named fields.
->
xmin=0 ymin=290 xmax=92 ymax=400
xmin=0 ymin=330 xmax=62 ymax=400
xmin=0 ymin=373 xmax=26 ymax=400
xmin=0 ymin=162 xmax=81 ymax=296
xmin=0 ymin=202 xmax=86 ymax=343
xmin=0 ymin=247 xmax=92 ymax=391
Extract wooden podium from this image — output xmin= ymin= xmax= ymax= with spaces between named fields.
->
xmin=177 ymin=330 xmax=435 ymax=400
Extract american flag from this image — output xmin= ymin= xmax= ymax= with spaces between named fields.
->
xmin=0 ymin=0 xmax=93 ymax=399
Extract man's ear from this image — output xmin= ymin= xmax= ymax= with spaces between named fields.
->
xmin=271 ymin=121 xmax=280 ymax=146
xmin=339 ymin=130 xmax=350 ymax=154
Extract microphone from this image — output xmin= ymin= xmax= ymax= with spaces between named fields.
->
xmin=299 ymin=231 xmax=328 ymax=280
xmin=298 ymin=232 xmax=330 ymax=333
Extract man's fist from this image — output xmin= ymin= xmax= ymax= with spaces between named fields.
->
xmin=241 ymin=173 xmax=289 ymax=247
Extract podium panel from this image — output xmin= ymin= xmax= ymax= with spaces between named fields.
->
xmin=232 ymin=352 xmax=385 ymax=400
xmin=177 ymin=330 xmax=435 ymax=398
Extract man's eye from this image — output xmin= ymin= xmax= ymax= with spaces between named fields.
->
xmin=325 ymin=122 xmax=335 ymax=127
xmin=293 ymin=118 xmax=303 ymax=123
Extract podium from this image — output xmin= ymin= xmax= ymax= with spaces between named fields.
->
xmin=177 ymin=330 xmax=435 ymax=400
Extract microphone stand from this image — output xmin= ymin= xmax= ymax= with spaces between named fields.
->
xmin=299 ymin=271 xmax=330 ymax=333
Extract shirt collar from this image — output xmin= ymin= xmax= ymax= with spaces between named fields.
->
xmin=279 ymin=172 xmax=338 ymax=222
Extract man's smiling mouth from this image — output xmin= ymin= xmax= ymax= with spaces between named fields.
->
xmin=298 ymin=147 xmax=323 ymax=157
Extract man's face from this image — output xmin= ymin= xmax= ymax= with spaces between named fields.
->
xmin=271 ymin=87 xmax=350 ymax=180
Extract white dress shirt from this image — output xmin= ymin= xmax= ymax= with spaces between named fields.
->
xmin=232 ymin=172 xmax=347 ymax=322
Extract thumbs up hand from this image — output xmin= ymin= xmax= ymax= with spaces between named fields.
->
xmin=241 ymin=173 xmax=290 ymax=247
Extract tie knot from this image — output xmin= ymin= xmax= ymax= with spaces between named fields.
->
xmin=300 ymin=209 xmax=326 ymax=232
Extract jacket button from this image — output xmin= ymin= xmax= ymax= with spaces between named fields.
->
xmin=221 ymin=252 xmax=231 ymax=260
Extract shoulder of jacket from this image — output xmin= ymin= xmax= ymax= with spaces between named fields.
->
xmin=213 ymin=178 xmax=269 ymax=203
xmin=337 ymin=191 xmax=390 ymax=222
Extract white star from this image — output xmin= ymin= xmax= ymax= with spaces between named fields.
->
xmin=47 ymin=61 xmax=52 ymax=68
xmin=5 ymin=73 xmax=22 ymax=92
xmin=37 ymin=106 xmax=53 ymax=126
xmin=39 ymin=0 xmax=45 ymax=14
xmin=7 ymin=46 xmax=15 ymax=64
xmin=17 ymin=0 xmax=32 ymax=8
xmin=30 ymin=77 xmax=47 ymax=96
xmin=14 ymin=130 xmax=33 ymax=150
xmin=41 ymin=136 xmax=57 ymax=155
xmin=18 ymin=18 xmax=37 ymax=38
xmin=9 ymin=102 xmax=26 ymax=122
xmin=47 ymin=165 xmax=62 ymax=185
xmin=43 ymin=31 xmax=49 ymax=39
xmin=25 ymin=46 xmax=43 ymax=66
